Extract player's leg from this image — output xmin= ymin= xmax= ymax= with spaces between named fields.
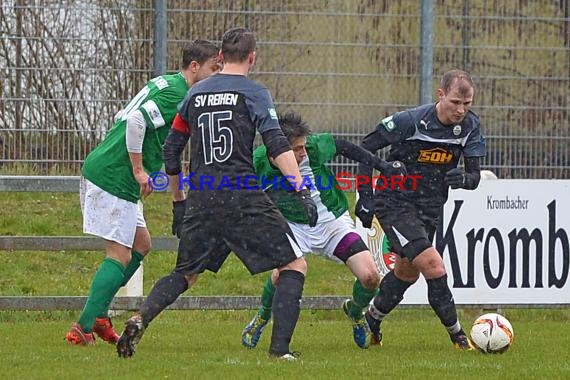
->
xmin=122 ymin=208 xmax=152 ymax=287
xmin=242 ymin=269 xmax=278 ymax=348
xmin=365 ymin=255 xmax=418 ymax=345
xmin=363 ymin=203 xmax=421 ymax=346
xmin=117 ymin=208 xmax=223 ymax=358
xmin=242 ymin=220 xmax=313 ymax=349
xmin=94 ymin=221 xmax=152 ymax=344
xmin=344 ymin=249 xmax=381 ymax=318
xmin=230 ymin=196 xmax=306 ymax=360
xmin=315 ymin=213 xmax=381 ymax=348
xmin=67 ymin=179 xmax=136 ymax=346
xmin=339 ymin=240 xmax=381 ymax=349
xmin=412 ymin=245 xmax=474 ymax=350
xmin=68 ymin=240 xmax=130 ymax=345
xmin=270 ymin=257 xmax=306 ymax=359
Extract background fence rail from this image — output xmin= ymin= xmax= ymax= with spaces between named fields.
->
xmin=1 ymin=1 xmax=569 ymax=177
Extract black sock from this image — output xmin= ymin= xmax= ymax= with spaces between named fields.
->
xmin=139 ymin=272 xmax=189 ymax=326
xmin=426 ymin=274 xmax=459 ymax=329
xmin=371 ymin=270 xmax=413 ymax=317
xmin=269 ymin=270 xmax=305 ymax=356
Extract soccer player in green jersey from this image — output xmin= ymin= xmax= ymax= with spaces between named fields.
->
xmin=65 ymin=40 xmax=221 ymax=346
xmin=241 ymin=111 xmax=406 ymax=349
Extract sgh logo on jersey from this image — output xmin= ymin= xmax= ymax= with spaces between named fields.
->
xmin=417 ymin=147 xmax=454 ymax=164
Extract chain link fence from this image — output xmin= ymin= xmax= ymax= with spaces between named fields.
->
xmin=1 ymin=0 xmax=569 ymax=178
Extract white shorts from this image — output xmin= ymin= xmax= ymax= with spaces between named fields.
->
xmin=288 ymin=211 xmax=357 ymax=263
xmin=79 ymin=177 xmax=146 ymax=248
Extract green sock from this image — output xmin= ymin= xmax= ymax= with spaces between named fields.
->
xmin=258 ymin=275 xmax=275 ymax=320
xmin=97 ymin=250 xmax=145 ymax=318
xmin=121 ymin=250 xmax=145 ymax=287
xmin=78 ymin=257 xmax=125 ymax=333
xmin=347 ymin=279 xmax=379 ymax=320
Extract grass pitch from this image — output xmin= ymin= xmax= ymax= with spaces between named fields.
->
xmin=1 ymin=192 xmax=570 ymax=379
xmin=1 ymin=309 xmax=569 ymax=379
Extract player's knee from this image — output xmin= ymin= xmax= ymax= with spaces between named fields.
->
xmin=359 ymin=269 xmax=381 ymax=289
xmin=270 ymin=269 xmax=280 ymax=284
xmin=394 ymin=256 xmax=420 ymax=283
xmin=133 ymin=244 xmax=151 ymax=256
xmin=394 ymin=266 xmax=420 ymax=283
xmin=412 ymin=247 xmax=447 ymax=279
xmin=133 ymin=228 xmax=152 ymax=254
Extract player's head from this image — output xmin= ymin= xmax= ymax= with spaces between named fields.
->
xmin=221 ymin=27 xmax=257 ymax=67
xmin=436 ymin=69 xmax=474 ymax=125
xmin=278 ymin=111 xmax=311 ymax=164
xmin=181 ymin=39 xmax=221 ymax=85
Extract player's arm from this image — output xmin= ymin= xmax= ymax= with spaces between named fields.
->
xmin=446 ymin=119 xmax=485 ymax=190
xmin=125 ymin=110 xmax=152 ymax=199
xmin=163 ymin=113 xmax=191 ymax=237
xmin=334 ymin=137 xmax=405 ymax=177
xmin=163 ymin=113 xmax=190 ymax=201
xmin=356 ymin=129 xmax=392 ymax=198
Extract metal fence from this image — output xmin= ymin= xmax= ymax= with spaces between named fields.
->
xmin=1 ymin=0 xmax=569 ymax=178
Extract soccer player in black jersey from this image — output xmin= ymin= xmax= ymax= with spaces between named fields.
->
xmin=356 ymin=69 xmax=486 ymax=350
xmin=117 ymin=27 xmax=318 ymax=361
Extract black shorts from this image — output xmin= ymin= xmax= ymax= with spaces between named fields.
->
xmin=175 ymin=190 xmax=303 ymax=275
xmin=375 ymin=196 xmax=440 ymax=260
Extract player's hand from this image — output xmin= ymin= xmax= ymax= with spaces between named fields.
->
xmin=445 ymin=168 xmax=466 ymax=189
xmin=171 ymin=200 xmax=186 ymax=238
xmin=355 ymin=196 xmax=375 ymax=229
xmin=377 ymin=159 xmax=407 ymax=178
xmin=295 ymin=188 xmax=318 ymax=227
xmin=134 ymin=170 xmax=152 ymax=199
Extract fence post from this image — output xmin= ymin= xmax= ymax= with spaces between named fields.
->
xmin=420 ymin=0 xmax=435 ymax=104
xmin=153 ymin=0 xmax=167 ymax=77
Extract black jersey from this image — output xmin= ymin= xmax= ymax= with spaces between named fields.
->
xmin=177 ymin=73 xmax=281 ymax=190
xmin=376 ymin=103 xmax=485 ymax=208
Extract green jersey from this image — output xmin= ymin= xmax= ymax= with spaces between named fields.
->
xmin=253 ymin=133 xmax=348 ymax=224
xmin=82 ymin=73 xmax=189 ymax=203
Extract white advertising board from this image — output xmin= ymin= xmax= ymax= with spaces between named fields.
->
xmin=356 ymin=180 xmax=570 ymax=305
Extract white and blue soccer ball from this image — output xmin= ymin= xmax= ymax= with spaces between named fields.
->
xmin=470 ymin=313 xmax=514 ymax=354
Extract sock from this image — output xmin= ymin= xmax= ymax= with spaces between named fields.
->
xmin=77 ymin=257 xmax=125 ymax=333
xmin=347 ymin=279 xmax=378 ymax=320
xmin=370 ymin=271 xmax=413 ymax=321
xmin=121 ymin=250 xmax=145 ymax=287
xmin=258 ymin=275 xmax=275 ymax=320
xmin=139 ymin=271 xmax=189 ymax=326
xmin=426 ymin=274 xmax=460 ymax=330
xmin=97 ymin=250 xmax=145 ymax=318
xmin=269 ymin=270 xmax=305 ymax=356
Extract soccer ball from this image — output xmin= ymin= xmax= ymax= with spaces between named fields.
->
xmin=470 ymin=313 xmax=514 ymax=354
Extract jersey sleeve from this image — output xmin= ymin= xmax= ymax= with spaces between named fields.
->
xmin=376 ymin=110 xmax=416 ymax=144
xmin=245 ymin=87 xmax=280 ymax=134
xmin=139 ymin=76 xmax=187 ymax=130
xmin=307 ymin=133 xmax=337 ymax=165
xmin=463 ymin=121 xmax=486 ymax=157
